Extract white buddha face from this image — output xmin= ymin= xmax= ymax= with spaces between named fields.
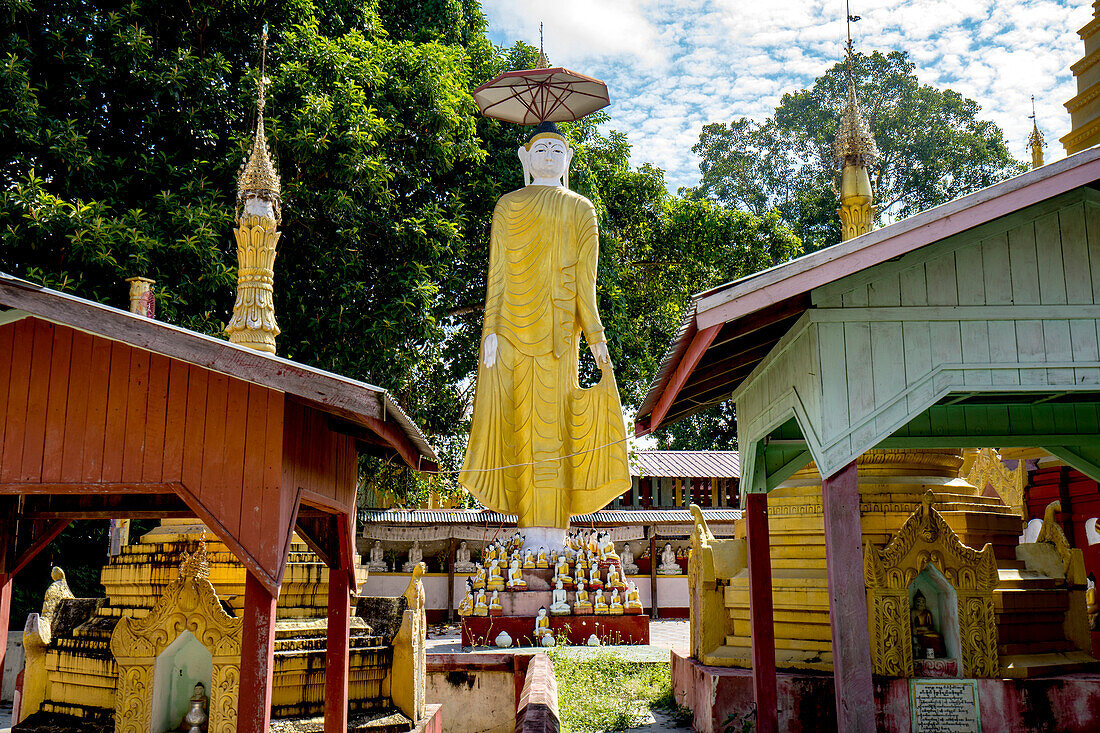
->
xmin=519 ymin=137 xmax=572 ymax=183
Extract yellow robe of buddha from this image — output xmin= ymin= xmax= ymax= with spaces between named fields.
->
xmin=460 ymin=184 xmax=630 ymax=528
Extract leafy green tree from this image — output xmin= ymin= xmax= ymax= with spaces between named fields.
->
xmin=693 ymin=50 xmax=1025 ymax=252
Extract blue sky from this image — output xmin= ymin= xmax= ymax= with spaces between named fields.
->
xmin=481 ymin=0 xmax=1092 ymax=191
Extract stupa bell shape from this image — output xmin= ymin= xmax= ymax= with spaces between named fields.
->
xmin=834 ymin=79 xmax=878 ymax=241
xmin=226 ymin=74 xmax=282 ymax=354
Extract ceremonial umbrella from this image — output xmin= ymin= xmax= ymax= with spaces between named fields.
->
xmin=472 ymin=67 xmax=610 ymax=124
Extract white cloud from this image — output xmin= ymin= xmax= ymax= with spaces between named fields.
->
xmin=481 ymin=0 xmax=1093 ymax=190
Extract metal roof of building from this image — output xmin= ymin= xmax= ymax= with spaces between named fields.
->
xmin=359 ymin=507 xmax=741 ymax=525
xmin=633 ymin=450 xmax=740 ymax=479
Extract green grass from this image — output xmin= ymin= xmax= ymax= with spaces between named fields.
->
xmin=546 ymin=648 xmax=692 ymax=733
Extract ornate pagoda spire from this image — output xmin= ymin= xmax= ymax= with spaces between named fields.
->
xmin=1028 ymin=95 xmax=1046 ymax=170
xmin=834 ymin=5 xmax=878 ymax=241
xmin=227 ymin=25 xmax=282 ymax=354
xmin=535 ymin=22 xmax=550 ymax=69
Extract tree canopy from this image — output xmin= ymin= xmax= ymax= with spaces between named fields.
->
xmin=692 ymin=50 xmax=1026 ymax=253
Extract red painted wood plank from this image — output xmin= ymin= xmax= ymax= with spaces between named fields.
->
xmin=120 ymin=346 xmax=150 ymax=483
xmin=80 ymin=336 xmax=113 ymax=481
xmin=324 ymin=541 xmax=351 ymax=732
xmin=20 ymin=320 xmax=56 ymax=481
xmin=644 ymin=324 xmax=721 ymax=435
xmin=239 ymin=570 xmax=277 ymax=733
xmin=237 ymin=384 xmax=266 ymax=574
xmin=180 ymin=367 xmax=209 ymax=494
xmin=260 ymin=390 xmax=285 ymax=577
xmin=0 ymin=574 xmax=10 ymax=678
xmin=199 ymin=373 xmax=231 ymax=534
xmin=59 ymin=331 xmax=92 ymax=481
xmin=0 ymin=324 xmax=16 ymax=466
xmin=746 ymin=493 xmax=777 ymax=733
xmin=822 ymin=461 xmax=875 ymax=732
xmin=141 ymin=354 xmax=170 ymax=482
xmin=221 ymin=376 xmax=249 ymax=515
xmin=40 ymin=326 xmax=73 ymax=482
xmin=99 ymin=342 xmax=133 ymax=482
xmin=161 ymin=360 xmax=189 ymax=482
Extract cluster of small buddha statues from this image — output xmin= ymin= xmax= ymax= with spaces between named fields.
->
xmin=457 ymin=530 xmax=644 ymax=620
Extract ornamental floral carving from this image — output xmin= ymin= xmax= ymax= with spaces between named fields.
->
xmin=864 ymin=491 xmax=999 ymax=678
xmin=110 ymin=542 xmax=242 ymax=733
xmin=967 ymin=448 xmax=1026 ymax=517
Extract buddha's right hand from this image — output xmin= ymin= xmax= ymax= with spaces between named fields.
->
xmin=484 ymin=333 xmax=498 ymax=368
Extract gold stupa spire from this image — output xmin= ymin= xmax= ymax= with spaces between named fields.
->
xmin=236 ymin=26 xmax=281 ymax=223
xmin=834 ymin=5 xmax=877 ymax=241
xmin=535 ymin=22 xmax=550 ymax=69
xmin=1028 ymin=96 xmax=1045 ymax=170
xmin=227 ymin=25 xmax=282 ymax=354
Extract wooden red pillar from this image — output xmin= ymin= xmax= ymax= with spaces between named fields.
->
xmin=746 ymin=493 xmax=777 ymax=733
xmin=324 ymin=563 xmax=352 ymax=731
xmin=239 ymin=571 xmax=278 ymax=733
xmin=822 ymin=461 xmax=875 ymax=732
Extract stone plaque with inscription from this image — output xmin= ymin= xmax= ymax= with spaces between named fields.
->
xmin=909 ymin=679 xmax=980 ymax=733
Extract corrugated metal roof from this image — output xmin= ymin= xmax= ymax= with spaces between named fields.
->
xmin=634 ymin=450 xmax=740 ymax=479
xmin=359 ymin=507 xmax=740 ymax=525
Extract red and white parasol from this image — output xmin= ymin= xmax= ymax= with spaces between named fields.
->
xmin=472 ymin=66 xmax=610 ymax=125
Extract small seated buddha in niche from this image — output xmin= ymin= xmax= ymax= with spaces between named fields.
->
xmin=457 ymin=580 xmax=475 ymax=616
xmin=910 ymin=590 xmax=945 ymax=658
xmin=473 ymin=589 xmax=489 ymax=616
xmin=507 ymin=558 xmax=527 ymax=590
xmin=523 ymin=549 xmax=536 ymax=569
xmin=593 ymin=589 xmax=609 ymax=615
xmin=489 ymin=590 xmax=503 ymax=615
xmin=573 ymin=580 xmax=593 ymax=614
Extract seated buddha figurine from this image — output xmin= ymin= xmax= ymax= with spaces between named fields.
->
xmin=586 ymin=531 xmax=598 ymax=554
xmin=457 ymin=580 xmax=475 ymax=616
xmin=484 ymin=542 xmax=498 ymax=565
xmin=510 ymin=531 xmax=524 ymax=553
xmin=910 ymin=591 xmax=945 ymax=658
xmin=605 ymin=564 xmax=624 ymax=590
xmin=588 ymin=562 xmax=603 ymax=590
xmin=554 ymin=555 xmax=572 ymax=588
xmin=550 ymin=579 xmax=571 ymax=615
xmin=575 ymin=551 xmax=589 ymax=574
xmin=536 ymin=547 xmax=550 ymax=569
xmin=489 ymin=590 xmax=503 ymax=615
xmin=593 ymin=589 xmax=609 ymax=615
xmin=487 ymin=559 xmax=505 ymax=591
xmin=598 ymin=532 xmax=617 ymax=562
xmin=657 ymin=543 xmax=680 ymax=574
xmin=473 ymin=589 xmax=488 ymax=616
xmin=535 ymin=607 xmax=551 ymax=637
xmin=471 ymin=563 xmax=487 ymax=590
xmin=573 ymin=580 xmax=593 ymax=614
xmin=625 ymin=581 xmax=643 ymax=613
xmin=507 ymin=558 xmax=527 ymax=590
xmin=523 ymin=549 xmax=536 ymax=569
xmin=609 ymin=588 xmax=624 ymax=615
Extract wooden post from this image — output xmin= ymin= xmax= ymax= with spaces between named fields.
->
xmin=324 ymin=563 xmax=351 ymax=731
xmin=446 ymin=537 xmax=456 ymax=622
xmin=822 ymin=461 xmax=874 ymax=732
xmin=648 ymin=526 xmax=659 ymax=619
xmin=746 ymin=493 xmax=777 ymax=733
xmin=0 ymin=574 xmax=10 ymax=682
xmin=239 ymin=571 xmax=278 ymax=733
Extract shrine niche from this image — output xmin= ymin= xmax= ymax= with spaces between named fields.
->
xmin=110 ymin=543 xmax=242 ymax=733
xmin=864 ymin=491 xmax=999 ymax=678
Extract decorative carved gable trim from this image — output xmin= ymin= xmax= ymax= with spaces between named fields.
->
xmin=864 ymin=491 xmax=999 ymax=678
xmin=109 ymin=543 xmax=242 ymax=733
xmin=967 ymin=448 xmax=1027 ymax=517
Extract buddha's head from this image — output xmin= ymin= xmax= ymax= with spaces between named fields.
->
xmin=519 ymin=121 xmax=573 ymax=187
xmin=913 ymin=591 xmax=927 ymax=611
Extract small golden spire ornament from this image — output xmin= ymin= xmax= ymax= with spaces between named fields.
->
xmin=834 ymin=5 xmax=878 ymax=242
xmin=227 ymin=24 xmax=282 ymax=354
xmin=1028 ymin=96 xmax=1045 ymax=170
xmin=535 ymin=22 xmax=549 ymax=69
